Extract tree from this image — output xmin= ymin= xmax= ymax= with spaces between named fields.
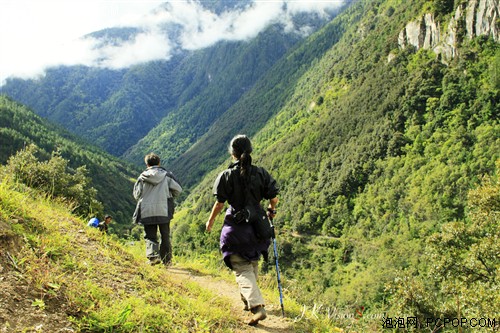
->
xmin=433 ymin=0 xmax=454 ymax=20
xmin=390 ymin=160 xmax=500 ymax=322
xmin=426 ymin=159 xmax=499 ymax=319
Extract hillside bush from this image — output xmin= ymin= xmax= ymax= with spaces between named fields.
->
xmin=6 ymin=144 xmax=102 ymax=217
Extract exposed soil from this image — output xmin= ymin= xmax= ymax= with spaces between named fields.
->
xmin=0 ymin=218 xmax=75 ymax=332
xmin=0 ymin=218 xmax=293 ymax=332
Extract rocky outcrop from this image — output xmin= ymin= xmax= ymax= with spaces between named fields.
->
xmin=398 ymin=13 xmax=441 ymax=51
xmin=398 ymin=0 xmax=499 ymax=61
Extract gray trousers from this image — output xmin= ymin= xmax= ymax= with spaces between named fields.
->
xmin=230 ymin=254 xmax=265 ymax=309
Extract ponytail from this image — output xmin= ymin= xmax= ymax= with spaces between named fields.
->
xmin=229 ymin=134 xmax=253 ymax=179
xmin=240 ymin=151 xmax=252 ymax=178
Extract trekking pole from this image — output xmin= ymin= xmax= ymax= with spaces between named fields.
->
xmin=270 ymin=217 xmax=285 ymax=317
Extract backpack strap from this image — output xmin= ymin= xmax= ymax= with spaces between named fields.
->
xmin=238 ymin=165 xmax=254 ymax=206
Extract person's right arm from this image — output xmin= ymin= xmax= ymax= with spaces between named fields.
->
xmin=206 ymin=201 xmax=225 ymax=232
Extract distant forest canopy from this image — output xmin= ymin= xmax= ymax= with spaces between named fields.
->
xmin=0 ymin=0 xmax=498 ymax=322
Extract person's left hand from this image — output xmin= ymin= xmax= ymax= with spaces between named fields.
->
xmin=205 ymin=221 xmax=212 ymax=232
xmin=267 ymin=208 xmax=276 ymax=219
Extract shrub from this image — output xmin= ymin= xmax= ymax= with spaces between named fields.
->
xmin=6 ymin=144 xmax=102 ymax=217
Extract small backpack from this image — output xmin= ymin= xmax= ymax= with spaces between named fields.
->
xmin=87 ymin=217 xmax=99 ymax=228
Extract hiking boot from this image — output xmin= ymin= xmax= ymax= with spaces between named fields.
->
xmin=148 ymin=257 xmax=161 ymax=266
xmin=241 ymin=294 xmax=249 ymax=311
xmin=247 ymin=305 xmax=267 ymax=326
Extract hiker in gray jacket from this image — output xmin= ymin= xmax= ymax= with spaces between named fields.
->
xmin=133 ymin=153 xmax=182 ymax=266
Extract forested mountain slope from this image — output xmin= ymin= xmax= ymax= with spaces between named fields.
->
xmin=0 ymin=3 xmax=340 ymax=160
xmin=0 ymin=96 xmax=139 ymax=231
xmin=121 ymin=25 xmax=305 ymax=166
xmin=174 ymin=0 xmax=499 ymax=322
xmin=168 ymin=9 xmax=353 ymax=188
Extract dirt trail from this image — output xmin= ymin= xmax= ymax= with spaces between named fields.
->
xmin=166 ymin=267 xmax=295 ymax=333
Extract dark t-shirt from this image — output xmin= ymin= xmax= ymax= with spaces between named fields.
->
xmin=213 ymin=161 xmax=279 ymax=268
xmin=98 ymin=222 xmax=108 ymax=233
xmin=213 ymin=162 xmax=279 ymax=209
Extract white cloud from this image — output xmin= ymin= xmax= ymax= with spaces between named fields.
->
xmin=95 ymin=31 xmax=173 ymax=68
xmin=178 ymin=1 xmax=285 ymax=50
xmin=0 ymin=0 xmax=345 ymax=84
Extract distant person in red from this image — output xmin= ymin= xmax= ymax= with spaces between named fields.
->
xmin=133 ymin=153 xmax=182 ymax=266
xmin=206 ymin=134 xmax=279 ymax=326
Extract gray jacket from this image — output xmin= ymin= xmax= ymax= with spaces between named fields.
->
xmin=133 ymin=166 xmax=182 ymax=224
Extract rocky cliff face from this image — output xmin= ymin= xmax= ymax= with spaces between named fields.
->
xmin=398 ymin=0 xmax=499 ymax=61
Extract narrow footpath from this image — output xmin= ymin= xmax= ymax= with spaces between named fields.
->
xmin=166 ymin=267 xmax=295 ymax=333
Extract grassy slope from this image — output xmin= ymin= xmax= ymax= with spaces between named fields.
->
xmin=0 ymin=176 xmax=239 ymax=332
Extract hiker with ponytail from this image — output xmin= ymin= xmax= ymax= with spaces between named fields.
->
xmin=206 ymin=134 xmax=279 ymax=326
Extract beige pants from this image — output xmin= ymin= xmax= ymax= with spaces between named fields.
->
xmin=229 ymin=254 xmax=265 ymax=309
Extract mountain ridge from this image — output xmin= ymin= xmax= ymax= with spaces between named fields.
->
xmin=167 ymin=14 xmax=351 ymax=188
xmin=0 ymin=3 xmax=342 ymax=159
